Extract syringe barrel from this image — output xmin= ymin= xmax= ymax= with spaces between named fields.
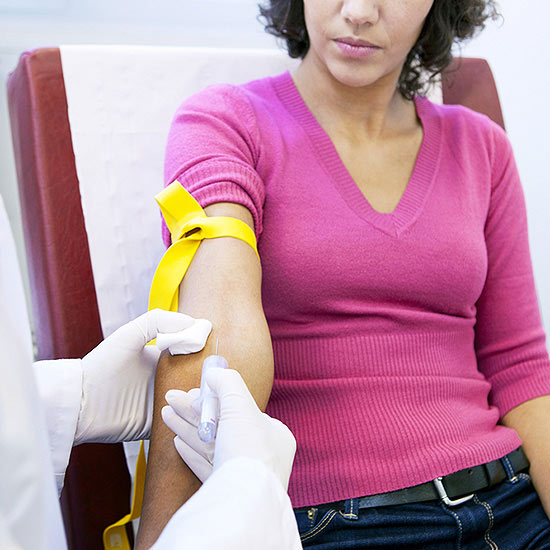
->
xmin=197 ymin=353 xmax=229 ymax=442
xmin=198 ymin=395 xmax=219 ymax=442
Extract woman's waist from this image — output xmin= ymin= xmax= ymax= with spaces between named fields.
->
xmin=267 ymin=375 xmax=494 ymax=430
xmin=271 ymin=330 xmax=482 ymax=380
xmin=266 ymin=378 xmax=521 ymax=507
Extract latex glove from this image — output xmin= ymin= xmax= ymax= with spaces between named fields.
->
xmin=162 ymin=368 xmax=296 ymax=490
xmin=74 ymin=309 xmax=211 ymax=445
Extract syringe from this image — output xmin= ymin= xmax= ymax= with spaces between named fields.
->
xmin=197 ymin=338 xmax=228 ymax=442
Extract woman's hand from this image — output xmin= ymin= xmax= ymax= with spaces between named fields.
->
xmin=502 ymin=395 xmax=550 ymax=518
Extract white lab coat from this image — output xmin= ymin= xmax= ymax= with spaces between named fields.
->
xmin=0 ymin=196 xmax=67 ymax=550
xmin=153 ymin=457 xmax=302 ymax=550
xmin=0 ymin=197 xmax=302 ymax=550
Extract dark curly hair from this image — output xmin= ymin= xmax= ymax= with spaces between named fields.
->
xmin=258 ymin=0 xmax=500 ymax=99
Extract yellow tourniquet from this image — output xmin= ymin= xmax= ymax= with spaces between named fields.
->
xmin=102 ymin=181 xmax=258 ymax=549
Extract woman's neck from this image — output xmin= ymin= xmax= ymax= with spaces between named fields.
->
xmin=291 ymin=53 xmax=417 ymax=143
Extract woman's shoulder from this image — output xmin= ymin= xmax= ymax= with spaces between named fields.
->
xmin=176 ymin=73 xmax=283 ymax=119
xmin=168 ymin=74 xmax=287 ymax=157
xmin=424 ymin=97 xmax=505 ymax=136
xmin=420 ymin=96 xmax=511 ymax=157
xmin=416 ymin=97 xmax=515 ymax=183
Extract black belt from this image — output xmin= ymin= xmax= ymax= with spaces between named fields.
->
xmin=297 ymin=447 xmax=529 ymax=513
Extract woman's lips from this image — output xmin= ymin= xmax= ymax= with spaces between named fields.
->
xmin=334 ymin=38 xmax=381 ymax=59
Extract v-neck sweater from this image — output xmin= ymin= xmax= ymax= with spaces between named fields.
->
xmin=164 ymin=71 xmax=550 ymax=508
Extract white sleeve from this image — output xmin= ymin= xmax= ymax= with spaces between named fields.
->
xmin=152 ymin=458 xmax=302 ymax=550
xmin=0 ymin=198 xmax=67 ymax=549
xmin=32 ymin=359 xmax=83 ymax=495
xmin=0 ymin=338 xmax=68 ymax=550
xmin=0 ymin=513 xmax=22 ymax=550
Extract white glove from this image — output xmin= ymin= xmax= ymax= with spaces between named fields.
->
xmin=74 ymin=309 xmax=211 ymax=445
xmin=162 ymin=368 xmax=296 ymax=490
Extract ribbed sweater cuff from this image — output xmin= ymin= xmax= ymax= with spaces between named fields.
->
xmin=489 ymin=361 xmax=550 ymax=417
xmin=178 ymin=160 xmax=264 ymax=238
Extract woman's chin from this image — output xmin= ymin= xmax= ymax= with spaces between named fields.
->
xmin=323 ymin=58 xmax=402 ymax=92
xmin=328 ymin=66 xmax=382 ymax=89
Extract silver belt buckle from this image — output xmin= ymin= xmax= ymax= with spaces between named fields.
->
xmin=433 ymin=477 xmax=474 ymax=506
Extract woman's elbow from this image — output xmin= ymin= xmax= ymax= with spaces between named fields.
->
xmin=157 ymin=306 xmax=274 ymax=410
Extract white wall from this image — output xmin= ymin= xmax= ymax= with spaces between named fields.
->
xmin=1 ymin=0 xmax=549 ymax=333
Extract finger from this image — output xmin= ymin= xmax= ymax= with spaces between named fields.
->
xmin=165 ymin=390 xmax=201 ymax=426
xmin=267 ymin=415 xmax=297 ymax=455
xmin=185 ymin=387 xmax=202 ymax=415
xmin=187 ymin=387 xmax=201 ymax=401
xmin=141 ymin=345 xmax=161 ymax=367
xmin=205 ymin=368 xmax=257 ymax=412
xmin=173 ymin=436 xmax=213 ymax=482
xmin=161 ymin=406 xmax=214 ymax=463
xmin=162 ymin=404 xmax=200 ymax=436
xmin=191 ymin=397 xmax=202 ymax=416
xmin=132 ymin=309 xmax=197 ymax=346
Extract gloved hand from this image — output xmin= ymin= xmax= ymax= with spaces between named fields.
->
xmin=74 ymin=309 xmax=211 ymax=445
xmin=162 ymin=368 xmax=296 ymax=490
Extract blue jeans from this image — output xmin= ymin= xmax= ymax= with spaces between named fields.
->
xmin=295 ymin=469 xmax=550 ymax=549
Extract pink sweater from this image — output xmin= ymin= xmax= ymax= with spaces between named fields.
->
xmin=164 ymin=71 xmax=550 ymax=508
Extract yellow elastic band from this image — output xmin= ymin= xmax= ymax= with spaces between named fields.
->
xmin=102 ymin=441 xmax=146 ymax=550
xmin=103 ymin=180 xmax=258 ymax=548
xmin=149 ymin=214 xmax=258 ymax=313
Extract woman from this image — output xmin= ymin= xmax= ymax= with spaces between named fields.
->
xmin=137 ymin=1 xmax=550 ymax=548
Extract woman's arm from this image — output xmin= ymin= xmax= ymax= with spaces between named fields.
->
xmin=472 ymin=122 xmax=550 ymax=518
xmin=136 ymin=202 xmax=274 ymax=549
xmin=501 ymin=395 xmax=550 ymax=517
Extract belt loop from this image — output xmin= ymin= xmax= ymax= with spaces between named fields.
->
xmin=500 ymin=452 xmax=518 ymax=483
xmin=342 ymin=498 xmax=359 ymax=520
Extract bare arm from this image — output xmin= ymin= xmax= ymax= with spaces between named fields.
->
xmin=501 ymin=394 xmax=550 ymax=517
xmin=136 ymin=203 xmax=274 ymax=548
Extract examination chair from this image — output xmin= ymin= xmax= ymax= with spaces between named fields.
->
xmin=7 ymin=48 xmax=504 ymax=550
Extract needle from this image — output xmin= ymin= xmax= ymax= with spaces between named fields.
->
xmin=216 ymin=337 xmax=219 ymax=355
